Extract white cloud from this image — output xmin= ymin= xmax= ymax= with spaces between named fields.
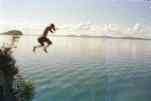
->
xmin=125 ymin=23 xmax=151 ymax=38
xmin=63 ymin=23 xmax=151 ymax=38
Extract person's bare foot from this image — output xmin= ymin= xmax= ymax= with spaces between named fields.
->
xmin=33 ymin=46 xmax=36 ymax=52
xmin=43 ymin=47 xmax=48 ymax=53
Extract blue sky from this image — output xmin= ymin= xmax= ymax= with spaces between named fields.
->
xmin=0 ymin=0 xmax=151 ymax=37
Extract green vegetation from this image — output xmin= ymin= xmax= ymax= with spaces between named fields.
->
xmin=0 ymin=47 xmax=34 ymax=101
xmin=22 ymin=80 xmax=35 ymax=101
xmin=14 ymin=74 xmax=35 ymax=101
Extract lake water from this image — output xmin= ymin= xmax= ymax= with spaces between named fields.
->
xmin=0 ymin=35 xmax=151 ymax=101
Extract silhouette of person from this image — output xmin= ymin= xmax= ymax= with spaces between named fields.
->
xmin=33 ymin=23 xmax=56 ymax=53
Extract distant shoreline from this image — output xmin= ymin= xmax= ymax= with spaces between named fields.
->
xmin=0 ymin=30 xmax=23 ymax=35
xmin=0 ymin=34 xmax=151 ymax=41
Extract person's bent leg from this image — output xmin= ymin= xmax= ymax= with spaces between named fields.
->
xmin=33 ymin=45 xmax=43 ymax=52
xmin=33 ymin=37 xmax=44 ymax=52
xmin=43 ymin=38 xmax=52 ymax=53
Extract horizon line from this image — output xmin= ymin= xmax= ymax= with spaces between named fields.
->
xmin=0 ymin=34 xmax=151 ymax=41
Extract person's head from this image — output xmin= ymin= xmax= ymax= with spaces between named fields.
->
xmin=49 ymin=23 xmax=56 ymax=31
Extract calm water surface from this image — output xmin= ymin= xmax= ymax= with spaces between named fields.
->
xmin=0 ymin=35 xmax=151 ymax=101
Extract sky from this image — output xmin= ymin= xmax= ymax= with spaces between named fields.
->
xmin=0 ymin=0 xmax=151 ymax=37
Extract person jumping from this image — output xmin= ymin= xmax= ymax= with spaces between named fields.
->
xmin=33 ymin=23 xmax=56 ymax=53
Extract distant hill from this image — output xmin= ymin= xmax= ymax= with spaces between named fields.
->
xmin=65 ymin=35 xmax=151 ymax=40
xmin=1 ymin=30 xmax=23 ymax=35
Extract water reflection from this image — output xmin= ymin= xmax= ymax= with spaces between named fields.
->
xmin=1 ymin=35 xmax=151 ymax=101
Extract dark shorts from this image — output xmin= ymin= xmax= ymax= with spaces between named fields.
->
xmin=38 ymin=37 xmax=52 ymax=46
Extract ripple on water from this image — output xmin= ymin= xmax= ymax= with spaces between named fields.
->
xmin=10 ymin=36 xmax=151 ymax=101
